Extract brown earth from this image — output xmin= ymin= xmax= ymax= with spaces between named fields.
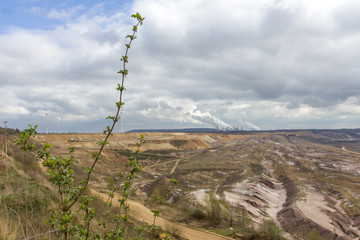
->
xmin=277 ymin=176 xmax=349 ymax=240
xmin=31 ymin=131 xmax=360 ymax=240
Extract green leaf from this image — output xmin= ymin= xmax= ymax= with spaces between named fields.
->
xmin=116 ymin=84 xmax=125 ymax=91
xmin=131 ymin=12 xmax=144 ymax=22
xmin=171 ymin=179 xmax=179 ymax=185
xmin=97 ymin=140 xmax=109 ymax=147
xmin=122 ymin=56 xmax=129 ymax=63
xmin=117 ymin=69 xmax=128 ymax=75
xmin=126 ymin=35 xmax=135 ymax=40
xmin=103 ymin=126 xmax=111 ymax=134
xmin=116 ymin=101 xmax=125 ymax=108
xmin=151 ymin=210 xmax=160 ymax=217
xmin=68 ymin=147 xmax=75 ymax=153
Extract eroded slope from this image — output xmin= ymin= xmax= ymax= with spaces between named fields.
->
xmin=34 ymin=131 xmax=360 ymax=239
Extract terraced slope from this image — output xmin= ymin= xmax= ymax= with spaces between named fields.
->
xmin=33 ymin=131 xmax=360 ymax=239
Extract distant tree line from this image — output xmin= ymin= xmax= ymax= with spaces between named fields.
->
xmin=0 ymin=127 xmax=21 ymax=135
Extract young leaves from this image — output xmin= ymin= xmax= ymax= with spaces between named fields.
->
xmin=14 ymin=12 xmax=145 ymax=239
xmin=131 ymin=12 xmax=145 ymax=24
xmin=116 ymin=101 xmax=125 ymax=108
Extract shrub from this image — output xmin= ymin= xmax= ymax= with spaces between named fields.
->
xmin=258 ymin=219 xmax=286 ymax=240
xmin=307 ymin=229 xmax=325 ymax=240
xmin=205 ymin=190 xmax=224 ymax=225
xmin=14 ymin=12 xmax=146 ymax=240
xmin=191 ymin=208 xmax=207 ymax=220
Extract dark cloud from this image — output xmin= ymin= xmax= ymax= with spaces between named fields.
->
xmin=334 ymin=1 xmax=360 ymax=33
xmin=261 ymin=7 xmax=294 ymax=36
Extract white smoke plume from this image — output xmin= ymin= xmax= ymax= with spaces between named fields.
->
xmin=244 ymin=121 xmax=260 ymax=130
xmin=140 ymin=101 xmax=233 ymax=130
xmin=190 ymin=110 xmax=232 ymax=129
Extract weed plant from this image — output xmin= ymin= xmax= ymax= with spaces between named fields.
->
xmin=12 ymin=13 xmax=156 ymax=240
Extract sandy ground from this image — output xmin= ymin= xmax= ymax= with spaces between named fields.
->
xmin=188 ymin=177 xmax=287 ymax=226
xmin=296 ymin=186 xmax=346 ymax=238
xmin=34 ymin=132 xmax=221 ymax=152
xmin=188 ymin=189 xmax=211 ymax=206
xmin=223 ymin=178 xmax=287 ymax=224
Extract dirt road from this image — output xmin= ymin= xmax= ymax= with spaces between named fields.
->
xmin=342 ymin=146 xmax=360 ymax=155
xmin=169 ymin=159 xmax=182 ymax=175
xmin=91 ymin=189 xmax=233 ymax=240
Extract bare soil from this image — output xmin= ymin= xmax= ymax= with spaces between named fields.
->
xmin=33 ymin=130 xmax=360 ymax=240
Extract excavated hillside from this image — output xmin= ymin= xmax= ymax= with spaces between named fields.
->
xmin=34 ymin=132 xmax=239 ymax=187
xmin=32 ymin=130 xmax=360 ymax=240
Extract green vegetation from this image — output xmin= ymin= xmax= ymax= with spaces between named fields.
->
xmin=115 ymin=149 xmax=176 ymax=162
xmin=250 ymin=163 xmax=264 ymax=175
xmin=190 ymin=208 xmax=207 ymax=220
xmin=170 ymin=140 xmax=188 ymax=148
xmin=0 ymin=140 xmax=58 ymax=239
xmin=205 ymin=190 xmax=226 ymax=225
xmin=306 ymin=229 xmax=325 ymax=240
xmin=205 ymin=218 xmax=286 ymax=240
xmin=256 ymin=219 xmax=287 ymax=240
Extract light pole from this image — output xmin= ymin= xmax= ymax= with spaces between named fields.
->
xmin=0 ymin=125 xmax=3 ymax=172
xmin=120 ymin=110 xmax=125 ymax=133
xmin=46 ymin=113 xmax=49 ymax=134
xmin=2 ymin=121 xmax=8 ymax=180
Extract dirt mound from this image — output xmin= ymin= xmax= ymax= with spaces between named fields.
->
xmin=277 ymin=176 xmax=357 ymax=240
xmin=35 ymin=132 xmax=220 ymax=152
xmin=220 ymin=176 xmax=286 ymax=224
xmin=32 ymin=132 xmax=222 ymax=188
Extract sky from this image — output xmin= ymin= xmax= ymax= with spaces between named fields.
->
xmin=1 ymin=0 xmax=360 ymax=133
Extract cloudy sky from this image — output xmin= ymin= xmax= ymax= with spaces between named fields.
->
xmin=1 ymin=0 xmax=360 ymax=133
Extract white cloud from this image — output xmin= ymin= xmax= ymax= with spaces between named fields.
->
xmin=27 ymin=6 xmax=43 ymax=16
xmin=1 ymin=0 xmax=360 ymax=132
xmin=244 ymin=122 xmax=260 ymax=131
xmin=48 ymin=5 xmax=85 ymax=20
xmin=0 ymin=106 xmax=29 ymax=115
